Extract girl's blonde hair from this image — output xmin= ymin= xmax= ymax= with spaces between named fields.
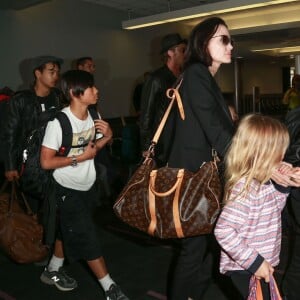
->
xmin=224 ymin=114 xmax=290 ymax=202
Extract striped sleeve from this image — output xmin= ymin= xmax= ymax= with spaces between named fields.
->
xmin=215 ymin=199 xmax=260 ymax=270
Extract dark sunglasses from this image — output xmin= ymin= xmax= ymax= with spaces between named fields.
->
xmin=211 ymin=35 xmax=234 ymax=46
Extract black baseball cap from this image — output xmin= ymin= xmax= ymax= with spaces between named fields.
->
xmin=160 ymin=33 xmax=187 ymax=54
xmin=31 ymin=55 xmax=64 ymax=70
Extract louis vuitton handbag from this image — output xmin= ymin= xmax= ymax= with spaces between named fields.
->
xmin=113 ymin=80 xmax=222 ymax=239
xmin=0 ymin=180 xmax=49 ymax=263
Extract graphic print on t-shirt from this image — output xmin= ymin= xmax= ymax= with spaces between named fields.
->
xmin=68 ymin=127 xmax=94 ymax=156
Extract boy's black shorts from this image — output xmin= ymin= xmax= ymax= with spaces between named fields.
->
xmin=55 ymin=182 xmax=102 ymax=262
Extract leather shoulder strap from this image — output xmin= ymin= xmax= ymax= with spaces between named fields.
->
xmin=151 ymin=79 xmax=184 ymax=144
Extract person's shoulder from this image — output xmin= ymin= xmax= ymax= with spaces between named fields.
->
xmin=60 ymin=106 xmax=70 ymax=116
xmin=231 ymin=177 xmax=260 ymax=195
xmin=142 ymin=68 xmax=163 ymax=87
xmin=50 ymin=87 xmax=63 ymax=97
xmin=232 ymin=177 xmax=247 ymax=192
xmin=285 ymin=106 xmax=300 ymax=124
xmin=152 ymin=65 xmax=165 ymax=74
xmin=284 ymin=87 xmax=298 ymax=99
xmin=50 ymin=87 xmax=64 ymax=100
xmin=151 ymin=65 xmax=172 ymax=78
xmin=48 ymin=88 xmax=66 ymax=108
xmin=13 ymin=89 xmax=34 ymax=98
xmin=227 ymin=178 xmax=256 ymax=205
xmin=183 ymin=63 xmax=210 ymax=84
xmin=10 ymin=89 xmax=36 ymax=105
xmin=186 ymin=63 xmax=209 ymax=74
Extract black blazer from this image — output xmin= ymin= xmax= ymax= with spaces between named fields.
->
xmin=168 ymin=63 xmax=234 ymax=172
xmin=284 ymin=106 xmax=300 ymax=166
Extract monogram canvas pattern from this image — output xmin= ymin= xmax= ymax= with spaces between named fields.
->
xmin=0 ymin=182 xmax=49 ymax=263
xmin=113 ymin=158 xmax=221 ymax=239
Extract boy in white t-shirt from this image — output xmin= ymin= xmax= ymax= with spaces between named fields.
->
xmin=40 ymin=70 xmax=129 ymax=300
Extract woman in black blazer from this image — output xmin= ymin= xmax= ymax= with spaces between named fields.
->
xmin=167 ymin=17 xmax=235 ymax=299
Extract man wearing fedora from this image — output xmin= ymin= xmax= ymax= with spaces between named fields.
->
xmin=139 ymin=33 xmax=186 ymax=166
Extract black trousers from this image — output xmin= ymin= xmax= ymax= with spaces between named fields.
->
xmin=282 ymin=189 xmax=300 ymax=300
xmin=168 ymin=235 xmax=212 ymax=300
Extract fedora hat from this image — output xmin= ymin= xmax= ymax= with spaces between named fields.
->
xmin=160 ymin=33 xmax=187 ymax=54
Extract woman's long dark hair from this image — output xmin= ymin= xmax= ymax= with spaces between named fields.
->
xmin=184 ymin=17 xmax=228 ymax=70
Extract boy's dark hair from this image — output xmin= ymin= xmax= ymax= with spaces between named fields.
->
xmin=76 ymin=56 xmax=93 ymax=68
xmin=61 ymin=70 xmax=94 ymax=104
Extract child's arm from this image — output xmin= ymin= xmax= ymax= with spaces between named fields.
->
xmin=41 ymin=118 xmax=93 ymax=170
xmin=41 ymin=141 xmax=97 ymax=170
xmin=215 ymin=198 xmax=261 ymax=272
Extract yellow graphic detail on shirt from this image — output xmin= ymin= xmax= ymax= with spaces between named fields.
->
xmin=68 ymin=127 xmax=94 ymax=156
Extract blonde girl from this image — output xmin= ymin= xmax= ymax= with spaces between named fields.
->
xmin=215 ymin=114 xmax=291 ymax=299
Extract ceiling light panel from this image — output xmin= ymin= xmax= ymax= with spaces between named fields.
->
xmin=121 ymin=0 xmax=298 ymax=29
xmin=83 ymin=0 xmax=223 ymax=17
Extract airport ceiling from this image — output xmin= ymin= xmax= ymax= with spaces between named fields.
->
xmin=1 ymin=0 xmax=300 ymax=61
xmin=0 ymin=0 xmax=224 ymax=14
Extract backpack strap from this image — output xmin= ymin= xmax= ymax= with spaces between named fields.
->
xmin=56 ymin=111 xmax=73 ymax=156
xmin=55 ymin=108 xmax=99 ymax=156
xmin=88 ymin=107 xmax=99 ymax=120
xmin=88 ymin=107 xmax=100 ymax=141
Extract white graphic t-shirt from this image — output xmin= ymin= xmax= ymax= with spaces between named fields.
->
xmin=42 ymin=106 xmax=96 ymax=191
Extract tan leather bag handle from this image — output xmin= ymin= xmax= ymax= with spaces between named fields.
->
xmin=148 ymin=168 xmax=185 ymax=238
xmin=149 ymin=169 xmax=184 ymax=197
xmin=151 ymin=79 xmax=184 ymax=145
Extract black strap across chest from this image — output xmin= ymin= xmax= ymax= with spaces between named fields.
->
xmin=56 ymin=107 xmax=99 ymax=156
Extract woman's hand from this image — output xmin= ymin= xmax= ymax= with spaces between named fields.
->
xmin=288 ymin=167 xmax=300 ymax=187
xmin=276 ymin=161 xmax=293 ymax=174
xmin=271 ymin=161 xmax=300 ymax=187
